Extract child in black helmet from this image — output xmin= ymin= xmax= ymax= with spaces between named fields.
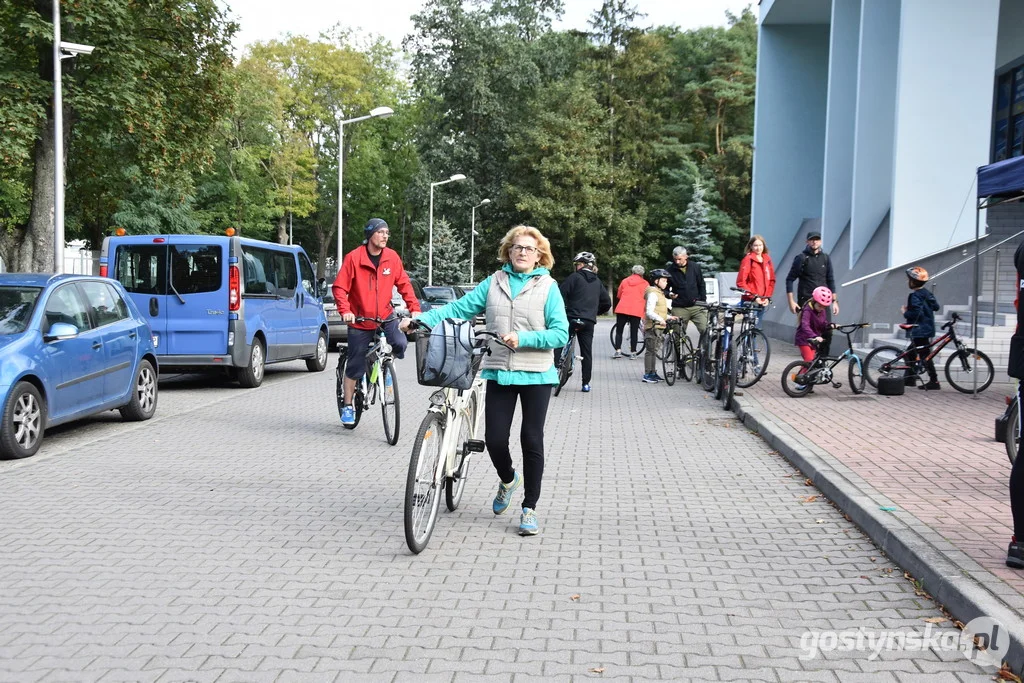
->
xmin=901 ymin=266 xmax=940 ymax=390
xmin=642 ymin=269 xmax=677 ymax=383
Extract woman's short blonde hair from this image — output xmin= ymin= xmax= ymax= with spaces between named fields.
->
xmin=745 ymin=234 xmax=769 ymax=255
xmin=497 ymin=225 xmax=554 ymax=270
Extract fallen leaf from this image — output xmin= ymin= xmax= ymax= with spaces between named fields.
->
xmin=923 ymin=617 xmax=947 ymax=624
xmin=801 ymin=495 xmax=819 ymax=503
xmin=860 ymin=575 xmax=868 ymax=579
xmin=997 ymin=663 xmax=1022 ymax=682
xmin=589 ymin=667 xmax=606 ymax=674
xmin=804 ymin=478 xmax=814 ymax=486
xmin=570 ymin=594 xmax=580 ymax=601
xmin=870 ymin=557 xmax=878 ymax=562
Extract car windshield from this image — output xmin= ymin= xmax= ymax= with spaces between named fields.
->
xmin=0 ymin=286 xmax=42 ymax=335
xmin=424 ymin=286 xmax=456 ymax=302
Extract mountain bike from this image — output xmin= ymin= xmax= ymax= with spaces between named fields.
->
xmin=403 ymin=321 xmax=513 ymax=554
xmin=713 ymin=303 xmax=748 ymax=411
xmin=609 ymin=318 xmax=645 ymax=357
xmin=862 ymin=312 xmax=994 ymax=393
xmin=335 ymin=316 xmax=401 ymax=445
xmin=781 ymin=323 xmax=870 ymax=398
xmin=661 ymin=318 xmax=695 ymax=386
xmin=696 ymin=302 xmax=722 ymax=391
xmin=554 ymin=318 xmax=584 ymax=397
xmin=729 ymin=287 xmax=772 ymax=388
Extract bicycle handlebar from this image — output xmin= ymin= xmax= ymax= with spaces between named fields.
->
xmin=730 ymin=286 xmax=772 ymax=304
xmin=831 ymin=323 xmax=869 ymax=334
xmin=406 ymin=318 xmax=517 ymax=353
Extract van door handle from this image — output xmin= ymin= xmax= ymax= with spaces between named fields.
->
xmin=149 ymin=298 xmax=159 ymax=316
xmin=128 ymin=332 xmax=137 ymax=339
xmin=92 ymin=342 xmax=102 ymax=350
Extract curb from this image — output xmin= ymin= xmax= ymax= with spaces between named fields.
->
xmin=731 ymin=389 xmax=1024 ymax=673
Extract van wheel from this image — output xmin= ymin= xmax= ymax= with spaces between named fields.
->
xmin=306 ymin=331 xmax=328 ymax=372
xmin=119 ymin=360 xmax=158 ymax=421
xmin=238 ymin=338 xmax=265 ymax=388
xmin=1 ymin=382 xmax=45 ymax=460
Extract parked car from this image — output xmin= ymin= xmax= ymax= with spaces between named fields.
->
xmin=423 ymin=285 xmax=466 ymax=304
xmin=100 ymin=233 xmax=329 ymax=387
xmin=391 ymin=277 xmax=432 ymax=318
xmin=0 ymin=274 xmax=159 ymax=459
xmin=321 ymin=290 xmax=346 ymax=347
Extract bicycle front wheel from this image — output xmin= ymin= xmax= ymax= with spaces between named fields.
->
xmin=335 ymin=349 xmax=347 ymax=421
xmin=781 ymin=360 xmax=813 ymax=398
xmin=700 ymin=332 xmax=718 ymax=392
xmin=1007 ymin=397 xmax=1019 ymax=465
xmin=722 ymin=350 xmax=736 ymax=411
xmin=735 ymin=329 xmax=771 ymax=389
xmin=554 ymin=337 xmax=575 ymax=397
xmin=945 ymin=347 xmax=994 ymax=393
xmin=446 ymin=393 xmax=477 ymax=511
xmin=662 ymin=334 xmax=679 ymax=386
xmin=381 ymin=360 xmax=400 ymax=445
xmin=405 ymin=412 xmax=445 ymax=554
xmin=848 ymin=357 xmax=865 ymax=394
xmin=679 ymin=336 xmax=695 ymax=382
xmin=863 ymin=345 xmax=904 ymax=388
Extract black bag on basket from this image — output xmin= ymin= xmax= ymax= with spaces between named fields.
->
xmin=416 ymin=318 xmax=476 ymax=390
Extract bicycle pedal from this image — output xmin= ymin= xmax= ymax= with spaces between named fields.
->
xmin=832 ymin=382 xmax=842 ymax=389
xmin=466 ymin=439 xmax=486 ymax=453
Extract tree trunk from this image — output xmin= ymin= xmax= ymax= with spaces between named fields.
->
xmin=22 ymin=114 xmax=57 ymax=272
xmin=276 ymin=215 xmax=288 ymax=244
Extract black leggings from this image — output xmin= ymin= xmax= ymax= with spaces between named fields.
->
xmin=484 ymin=381 xmax=552 ymax=510
xmin=1012 ymin=383 xmax=1024 ymax=538
xmin=613 ymin=314 xmax=641 ymax=354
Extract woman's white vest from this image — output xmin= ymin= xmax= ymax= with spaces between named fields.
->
xmin=482 ymin=269 xmax=555 ymax=372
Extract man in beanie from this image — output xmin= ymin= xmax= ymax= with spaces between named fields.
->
xmin=785 ymin=230 xmax=839 ymax=316
xmin=332 ymin=217 xmax=420 ymax=426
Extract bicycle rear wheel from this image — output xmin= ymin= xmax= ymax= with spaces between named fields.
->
xmin=945 ymin=347 xmax=994 ymax=393
xmin=554 ymin=337 xmax=575 ymax=397
xmin=679 ymin=336 xmax=695 ymax=382
xmin=735 ymin=329 xmax=771 ymax=388
xmin=863 ymin=345 xmax=904 ymax=388
xmin=848 ymin=356 xmax=865 ymax=394
xmin=662 ymin=334 xmax=679 ymax=386
xmin=1007 ymin=397 xmax=1019 ymax=465
xmin=781 ymin=360 xmax=813 ymax=397
xmin=381 ymin=360 xmax=400 ymax=445
xmin=700 ymin=332 xmax=718 ymax=392
xmin=446 ymin=393 xmax=477 ymax=511
xmin=405 ymin=412 xmax=445 ymax=554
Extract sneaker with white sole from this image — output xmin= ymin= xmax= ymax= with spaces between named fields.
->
xmin=341 ymin=405 xmax=356 ymax=425
xmin=492 ymin=471 xmax=522 ymax=515
xmin=612 ymin=350 xmax=623 ymax=359
xmin=519 ymin=507 xmax=539 ymax=535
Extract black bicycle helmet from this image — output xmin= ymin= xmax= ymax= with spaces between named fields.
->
xmin=649 ymin=268 xmax=670 ymax=280
xmin=573 ymin=251 xmax=596 ymax=266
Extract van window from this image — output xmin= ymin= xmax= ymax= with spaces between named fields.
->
xmin=242 ymin=248 xmax=275 ymax=295
xmin=116 ymin=245 xmax=165 ymax=295
xmin=298 ymin=253 xmax=316 ymax=294
xmin=170 ymin=245 xmax=221 ymax=295
xmin=273 ymin=251 xmax=297 ymax=296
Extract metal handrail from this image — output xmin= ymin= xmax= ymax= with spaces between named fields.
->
xmin=841 ymin=234 xmax=990 ymax=287
xmin=928 ymin=229 xmax=1024 ymax=281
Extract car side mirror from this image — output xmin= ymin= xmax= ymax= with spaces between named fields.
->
xmin=44 ymin=322 xmax=79 ymax=341
xmin=316 ymin=278 xmax=327 ymax=297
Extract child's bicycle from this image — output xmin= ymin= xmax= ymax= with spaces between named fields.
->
xmin=781 ymin=323 xmax=870 ymax=398
xmin=335 ymin=316 xmax=401 ymax=445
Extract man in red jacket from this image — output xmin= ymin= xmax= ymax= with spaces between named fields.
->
xmin=332 ymin=217 xmax=420 ymax=425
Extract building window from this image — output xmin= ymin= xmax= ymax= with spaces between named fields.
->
xmin=993 ymin=66 xmax=1024 ymax=161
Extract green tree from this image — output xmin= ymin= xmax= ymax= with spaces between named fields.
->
xmin=672 ymin=178 xmax=719 ymax=272
xmin=407 ymin=217 xmax=466 ymax=285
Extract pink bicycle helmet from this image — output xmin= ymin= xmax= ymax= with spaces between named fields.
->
xmin=811 ymin=286 xmax=833 ymax=306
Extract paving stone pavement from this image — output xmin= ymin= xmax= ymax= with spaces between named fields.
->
xmin=0 ymin=321 xmax=1002 ymax=682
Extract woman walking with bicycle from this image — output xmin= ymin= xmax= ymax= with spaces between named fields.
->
xmin=612 ymin=265 xmax=647 ymax=359
xmin=736 ymin=235 xmax=775 ymax=326
xmin=401 ymin=226 xmax=568 ymax=536
xmin=901 ymin=266 xmax=941 ymax=390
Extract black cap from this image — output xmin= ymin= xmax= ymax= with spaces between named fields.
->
xmin=364 ymin=218 xmax=388 ymax=241
xmin=806 ymin=230 xmax=822 ymax=240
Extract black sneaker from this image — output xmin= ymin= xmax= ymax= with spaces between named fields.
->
xmin=1008 ymin=539 xmax=1024 ymax=569
xmin=919 ymin=381 xmax=940 ymax=391
xmin=904 ymin=376 xmax=918 ymax=386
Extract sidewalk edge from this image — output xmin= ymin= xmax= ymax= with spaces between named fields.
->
xmin=733 ymin=393 xmax=1024 ymax=673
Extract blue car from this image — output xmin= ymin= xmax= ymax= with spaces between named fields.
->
xmin=0 ymin=274 xmax=159 ymax=459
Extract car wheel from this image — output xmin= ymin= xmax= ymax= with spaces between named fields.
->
xmin=306 ymin=331 xmax=328 ymax=372
xmin=0 ymin=381 xmax=46 ymax=460
xmin=238 ymin=337 xmax=266 ymax=388
xmin=119 ymin=359 xmax=158 ymax=421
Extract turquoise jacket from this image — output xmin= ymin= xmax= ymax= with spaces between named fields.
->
xmin=416 ymin=265 xmax=569 ymax=385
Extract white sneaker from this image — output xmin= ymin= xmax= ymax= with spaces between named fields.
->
xmin=613 ymin=350 xmax=623 ymax=359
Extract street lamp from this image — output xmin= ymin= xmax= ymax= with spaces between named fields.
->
xmin=469 ymin=198 xmax=490 ymax=284
xmin=52 ymin=2 xmax=94 ymax=274
xmin=428 ymin=173 xmax=467 ymax=286
xmin=336 ymin=106 xmax=394 ymax=267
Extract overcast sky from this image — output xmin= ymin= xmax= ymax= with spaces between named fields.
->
xmin=219 ymin=0 xmax=757 ymax=54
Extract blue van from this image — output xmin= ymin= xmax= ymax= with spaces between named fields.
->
xmin=99 ymin=234 xmax=329 ymax=387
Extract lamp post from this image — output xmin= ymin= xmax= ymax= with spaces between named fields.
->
xmin=52 ymin=3 xmax=93 ymax=274
xmin=469 ymin=198 xmax=490 ymax=283
xmin=428 ymin=173 xmax=467 ymax=286
xmin=336 ymin=106 xmax=394 ymax=268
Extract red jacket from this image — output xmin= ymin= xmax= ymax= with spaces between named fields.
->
xmin=331 ymin=245 xmax=420 ymax=331
xmin=736 ymin=252 xmax=776 ymax=300
xmin=614 ymin=274 xmax=647 ymax=318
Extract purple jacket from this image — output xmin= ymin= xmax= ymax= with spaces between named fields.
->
xmin=795 ymin=304 xmax=829 ymax=347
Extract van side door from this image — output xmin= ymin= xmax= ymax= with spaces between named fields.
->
xmin=297 ymin=251 xmax=323 ymax=355
xmin=241 ymin=247 xmax=283 ymax=361
xmin=113 ymin=243 xmax=167 ymax=352
xmin=269 ymin=249 xmax=301 ymax=358
xmin=166 ymin=243 xmax=227 ymax=357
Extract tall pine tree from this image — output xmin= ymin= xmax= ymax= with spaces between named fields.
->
xmin=672 ymin=179 xmax=719 ymax=273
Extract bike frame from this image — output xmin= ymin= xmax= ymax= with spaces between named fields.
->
xmin=884 ymin=315 xmax=965 ymax=370
xmin=426 ymin=380 xmax=485 ymax=487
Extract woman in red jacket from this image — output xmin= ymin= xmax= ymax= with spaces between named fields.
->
xmin=612 ymin=265 xmax=647 ymax=358
xmin=736 ymin=235 xmax=775 ymax=326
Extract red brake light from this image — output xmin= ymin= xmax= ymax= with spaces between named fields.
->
xmin=152 ymin=238 xmax=165 ymax=243
xmin=229 ymin=264 xmax=240 ymax=311
xmin=99 ymin=265 xmax=108 ymax=277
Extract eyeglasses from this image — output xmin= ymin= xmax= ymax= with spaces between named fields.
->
xmin=510 ymin=244 xmax=538 ymax=255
